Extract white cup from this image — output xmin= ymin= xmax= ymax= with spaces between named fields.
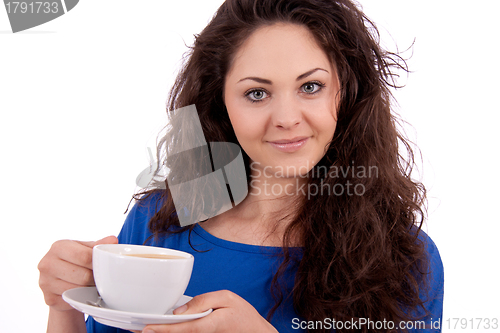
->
xmin=93 ymin=244 xmax=194 ymax=314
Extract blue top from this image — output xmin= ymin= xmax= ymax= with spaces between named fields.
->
xmin=86 ymin=194 xmax=444 ymax=332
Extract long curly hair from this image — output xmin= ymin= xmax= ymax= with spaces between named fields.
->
xmin=135 ymin=0 xmax=430 ymax=331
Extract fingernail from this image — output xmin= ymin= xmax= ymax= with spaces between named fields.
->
xmin=173 ymin=304 xmax=188 ymax=314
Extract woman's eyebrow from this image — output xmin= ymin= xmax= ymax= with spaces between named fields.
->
xmin=296 ymin=68 xmax=329 ymax=81
xmin=237 ymin=67 xmax=329 ymax=85
xmin=237 ymin=77 xmax=272 ymax=84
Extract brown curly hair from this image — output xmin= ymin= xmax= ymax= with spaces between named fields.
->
xmin=135 ymin=0 xmax=430 ymax=332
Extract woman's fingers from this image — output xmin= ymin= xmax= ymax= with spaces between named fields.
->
xmin=173 ymin=290 xmax=234 ymax=315
xmin=57 ymin=240 xmax=94 ymax=270
xmin=140 ymin=291 xmax=235 ymax=333
xmin=66 ymin=235 xmax=119 ymax=269
xmin=142 ymin=290 xmax=276 ymax=333
xmin=45 ymin=258 xmax=94 ymax=286
xmin=91 ymin=235 xmax=119 ymax=247
xmin=143 ymin=314 xmax=216 ymax=333
xmin=137 ymin=290 xmax=278 ymax=333
xmin=38 ymin=236 xmax=118 ymax=312
xmin=39 ymin=241 xmax=94 ymax=285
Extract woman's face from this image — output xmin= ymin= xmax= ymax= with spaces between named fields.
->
xmin=224 ymin=23 xmax=340 ymax=178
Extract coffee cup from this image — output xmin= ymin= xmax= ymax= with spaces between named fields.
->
xmin=93 ymin=244 xmax=194 ymax=314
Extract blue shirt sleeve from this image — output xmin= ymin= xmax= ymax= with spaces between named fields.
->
xmin=409 ymin=232 xmax=444 ymax=332
xmin=117 ymin=195 xmax=160 ymax=245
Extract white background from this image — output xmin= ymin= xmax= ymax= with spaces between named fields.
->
xmin=0 ymin=0 xmax=499 ymax=331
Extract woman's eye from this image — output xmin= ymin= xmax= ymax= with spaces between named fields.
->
xmin=245 ymin=89 xmax=268 ymax=102
xmin=301 ymin=82 xmax=324 ymax=94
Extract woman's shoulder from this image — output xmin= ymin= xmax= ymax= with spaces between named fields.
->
xmin=412 ymin=228 xmax=444 ymax=291
xmin=132 ymin=190 xmax=167 ymax=214
xmin=413 ymin=227 xmax=444 ymax=325
xmin=415 ymin=227 xmax=438 ymax=250
xmin=117 ymin=190 xmax=182 ymax=244
xmin=415 ymin=228 xmax=443 ymax=272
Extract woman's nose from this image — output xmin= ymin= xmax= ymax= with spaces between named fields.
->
xmin=271 ymin=94 xmax=302 ymax=130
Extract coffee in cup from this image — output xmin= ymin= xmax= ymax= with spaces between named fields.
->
xmin=124 ymin=253 xmax=185 ymax=259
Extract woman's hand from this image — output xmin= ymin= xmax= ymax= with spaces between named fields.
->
xmin=38 ymin=235 xmax=118 ymax=311
xmin=135 ymin=290 xmax=278 ymax=333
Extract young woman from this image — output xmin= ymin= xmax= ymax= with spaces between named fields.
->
xmin=38 ymin=0 xmax=444 ymax=332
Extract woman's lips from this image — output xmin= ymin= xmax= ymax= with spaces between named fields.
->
xmin=268 ymin=137 xmax=309 ymax=153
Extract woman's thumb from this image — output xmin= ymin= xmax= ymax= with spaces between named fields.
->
xmin=77 ymin=236 xmax=118 ymax=249
xmin=94 ymin=235 xmax=119 ymax=246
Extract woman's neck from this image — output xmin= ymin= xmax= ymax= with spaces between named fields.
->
xmin=199 ymin=174 xmax=306 ymax=246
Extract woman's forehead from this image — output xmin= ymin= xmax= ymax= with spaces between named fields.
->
xmin=227 ymin=23 xmax=333 ymax=81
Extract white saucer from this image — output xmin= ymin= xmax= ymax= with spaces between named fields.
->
xmin=62 ymin=287 xmax=212 ymax=330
